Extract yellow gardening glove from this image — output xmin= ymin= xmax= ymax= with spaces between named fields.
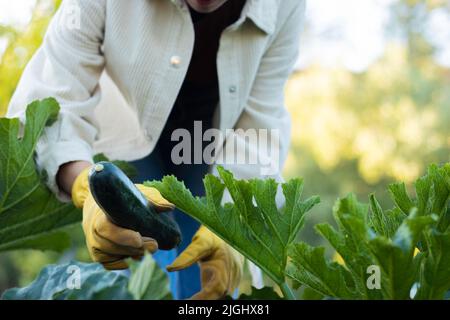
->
xmin=167 ymin=225 xmax=244 ymax=300
xmin=72 ymin=167 xmax=174 ymax=270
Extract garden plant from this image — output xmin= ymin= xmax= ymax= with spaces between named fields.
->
xmin=1 ymin=100 xmax=449 ymax=300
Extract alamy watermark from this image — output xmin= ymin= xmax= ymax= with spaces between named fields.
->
xmin=366 ymin=265 xmax=381 ymax=290
xmin=170 ymin=121 xmax=281 ymax=176
xmin=66 ymin=265 xmax=81 ymax=290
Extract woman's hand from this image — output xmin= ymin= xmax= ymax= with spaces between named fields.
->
xmin=69 ymin=165 xmax=170 ymax=269
xmin=168 ymin=226 xmax=244 ymax=300
xmin=57 ymin=161 xmax=93 ymax=196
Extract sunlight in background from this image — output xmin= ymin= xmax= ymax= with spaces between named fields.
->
xmin=1 ymin=0 xmax=448 ymax=69
xmin=0 ymin=0 xmax=36 ymax=59
xmin=284 ymin=0 xmax=450 ymax=186
xmin=298 ymin=0 xmax=396 ymax=72
xmin=0 ymin=0 xmax=36 ymax=26
xmin=427 ymin=7 xmax=450 ymax=66
xmin=0 ymin=0 xmax=449 ymax=186
xmin=298 ymin=0 xmax=450 ymax=70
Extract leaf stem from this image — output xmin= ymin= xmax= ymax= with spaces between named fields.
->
xmin=280 ymin=282 xmax=296 ymax=300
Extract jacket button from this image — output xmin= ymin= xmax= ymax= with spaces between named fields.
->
xmin=170 ymin=55 xmax=182 ymax=68
xmin=229 ymin=85 xmax=237 ymax=93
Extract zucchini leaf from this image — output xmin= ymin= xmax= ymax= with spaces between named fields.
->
xmin=0 ymin=99 xmax=80 ymax=252
xmin=127 ymin=253 xmax=172 ymax=300
xmin=368 ymin=209 xmax=436 ymax=299
xmin=289 ymin=194 xmax=380 ymax=299
xmin=388 ymin=182 xmax=415 ymax=215
xmin=287 ymin=242 xmax=356 ymax=299
xmin=414 ymin=164 xmax=449 ymax=230
xmin=1 ymin=261 xmax=132 ymax=300
xmin=147 ymin=166 xmax=320 ymax=285
xmin=2 ymin=254 xmax=169 ymax=300
xmin=287 ymin=197 xmax=436 ymax=300
xmin=316 ymin=194 xmax=383 ymax=299
xmin=415 ymin=229 xmax=450 ymax=299
xmin=369 ymin=194 xmax=406 ymax=238
xmin=287 ymin=163 xmax=450 ymax=300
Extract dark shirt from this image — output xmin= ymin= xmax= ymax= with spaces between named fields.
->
xmin=162 ymin=0 xmax=246 ymax=136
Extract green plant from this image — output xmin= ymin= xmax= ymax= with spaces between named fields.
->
xmin=147 ymin=168 xmax=321 ymax=299
xmin=0 ymin=98 xmax=80 ymax=252
xmin=0 ymin=100 xmax=137 ymax=253
xmin=149 ymin=164 xmax=450 ymax=300
xmin=1 ymin=98 xmax=449 ymax=300
xmin=2 ymin=253 xmax=171 ymax=300
xmin=287 ymin=164 xmax=450 ymax=300
xmin=2 ymin=251 xmax=283 ymax=300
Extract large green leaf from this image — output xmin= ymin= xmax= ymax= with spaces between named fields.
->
xmin=287 ymin=194 xmax=383 ymax=299
xmin=369 ymin=194 xmax=406 ymax=238
xmin=414 ymin=164 xmax=449 ymax=228
xmin=368 ymin=209 xmax=436 ymax=299
xmin=415 ymin=230 xmax=450 ymax=299
xmin=288 ymin=198 xmax=437 ymax=300
xmin=127 ymin=253 xmax=171 ymax=300
xmin=147 ymin=166 xmax=320 ymax=285
xmin=388 ymin=182 xmax=415 ymax=216
xmin=1 ymin=261 xmax=132 ymax=300
xmin=2 ymin=255 xmax=170 ymax=300
xmin=287 ymin=242 xmax=356 ymax=299
xmin=319 ymin=194 xmax=383 ymax=299
xmin=287 ymin=163 xmax=450 ymax=300
xmin=0 ymin=99 xmax=80 ymax=252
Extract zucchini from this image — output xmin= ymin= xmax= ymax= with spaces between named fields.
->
xmin=88 ymin=162 xmax=181 ymax=250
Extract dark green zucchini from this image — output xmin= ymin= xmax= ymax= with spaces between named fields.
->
xmin=88 ymin=162 xmax=181 ymax=250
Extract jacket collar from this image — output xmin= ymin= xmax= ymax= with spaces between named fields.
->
xmin=243 ymin=0 xmax=278 ymax=35
xmin=168 ymin=0 xmax=279 ymax=35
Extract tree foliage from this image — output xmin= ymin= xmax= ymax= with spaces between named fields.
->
xmin=0 ymin=0 xmax=61 ymax=116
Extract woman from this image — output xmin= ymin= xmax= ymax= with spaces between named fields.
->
xmin=7 ymin=0 xmax=305 ymax=299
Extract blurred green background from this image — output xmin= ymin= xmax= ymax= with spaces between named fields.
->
xmin=0 ymin=0 xmax=449 ymax=294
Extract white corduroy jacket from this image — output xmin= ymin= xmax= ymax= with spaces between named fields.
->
xmin=7 ymin=0 xmax=305 ymax=199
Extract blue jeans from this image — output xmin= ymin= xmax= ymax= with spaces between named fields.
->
xmin=130 ymin=144 xmax=209 ymax=300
